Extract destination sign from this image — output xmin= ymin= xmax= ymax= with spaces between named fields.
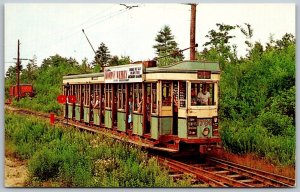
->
xmin=197 ymin=70 xmax=211 ymax=79
xmin=104 ymin=64 xmax=143 ymax=83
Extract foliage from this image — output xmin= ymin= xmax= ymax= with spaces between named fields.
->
xmin=220 ymin=121 xmax=295 ymax=166
xmin=153 ymin=25 xmax=184 ymax=66
xmin=109 ymin=55 xmax=131 ymax=66
xmin=93 ymin=42 xmax=111 ymax=71
xmin=5 ymin=112 xmax=191 ymax=187
xmin=202 ymin=23 xmax=236 ymax=68
xmin=8 ymin=54 xmax=85 ymax=115
xmin=201 ymin=23 xmax=295 ymax=165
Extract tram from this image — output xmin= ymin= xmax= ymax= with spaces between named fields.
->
xmin=62 ymin=60 xmax=221 ymax=153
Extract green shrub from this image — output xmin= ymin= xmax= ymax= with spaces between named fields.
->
xmin=28 ymin=146 xmax=61 ymax=180
xmin=257 ymin=112 xmax=293 ymax=136
xmin=5 ymin=111 xmax=190 ymax=187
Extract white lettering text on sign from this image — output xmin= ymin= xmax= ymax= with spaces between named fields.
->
xmin=104 ymin=64 xmax=143 ymax=83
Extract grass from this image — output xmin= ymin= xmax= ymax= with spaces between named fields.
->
xmin=5 ymin=110 xmax=192 ymax=187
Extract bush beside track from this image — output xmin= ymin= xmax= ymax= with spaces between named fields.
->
xmin=5 ymin=111 xmax=192 ymax=187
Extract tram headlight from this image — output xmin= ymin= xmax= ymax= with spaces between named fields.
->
xmin=213 ymin=116 xmax=218 ymax=123
xmin=202 ymin=127 xmax=210 ymax=136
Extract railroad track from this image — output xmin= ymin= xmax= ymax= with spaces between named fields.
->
xmin=156 ymin=156 xmax=295 ymax=187
xmin=206 ymin=157 xmax=295 ymax=187
xmin=5 ymin=105 xmax=295 ymax=188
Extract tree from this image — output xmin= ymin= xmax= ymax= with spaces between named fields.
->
xmin=237 ymin=23 xmax=254 ymax=57
xmin=81 ymin=57 xmax=93 ymax=73
xmin=22 ymin=55 xmax=38 ymax=83
xmin=153 ymin=25 xmax=184 ymax=66
xmin=275 ymin=33 xmax=295 ymax=50
xmin=202 ymin=23 xmax=236 ymax=68
xmin=93 ymin=42 xmax=111 ymax=71
xmin=5 ymin=65 xmax=17 ymax=81
xmin=109 ymin=55 xmax=131 ymax=66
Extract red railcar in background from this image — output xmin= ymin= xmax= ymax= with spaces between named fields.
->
xmin=9 ymin=84 xmax=35 ymax=98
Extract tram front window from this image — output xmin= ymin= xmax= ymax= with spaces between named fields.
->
xmin=162 ymin=82 xmax=171 ymax=106
xmin=191 ymin=83 xmax=214 ymax=106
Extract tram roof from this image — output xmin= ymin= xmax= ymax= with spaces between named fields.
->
xmin=63 ymin=60 xmax=220 ymax=80
xmin=145 ymin=60 xmax=220 ymax=73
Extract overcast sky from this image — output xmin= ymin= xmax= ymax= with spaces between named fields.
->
xmin=4 ymin=3 xmax=295 ymax=72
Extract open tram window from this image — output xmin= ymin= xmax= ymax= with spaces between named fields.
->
xmin=118 ymin=84 xmax=125 ymax=110
xmin=105 ymin=84 xmax=112 ymax=109
xmin=162 ymin=81 xmax=171 ymax=106
xmin=92 ymin=84 xmax=100 ymax=108
xmin=83 ymin=85 xmax=89 ymax=106
xmin=133 ymin=83 xmax=142 ymax=113
xmin=151 ymin=83 xmax=157 ymax=113
xmin=191 ymin=83 xmax=214 ymax=106
xmin=179 ymin=81 xmax=186 ymax=107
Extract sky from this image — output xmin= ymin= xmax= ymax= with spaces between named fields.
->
xmin=4 ymin=3 xmax=295 ymax=72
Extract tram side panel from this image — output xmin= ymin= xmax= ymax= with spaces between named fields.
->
xmin=117 ymin=112 xmax=126 ymax=132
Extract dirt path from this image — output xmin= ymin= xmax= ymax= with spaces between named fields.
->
xmin=5 ymin=156 xmax=28 ymax=187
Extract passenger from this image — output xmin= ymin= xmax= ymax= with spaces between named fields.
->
xmin=197 ymin=86 xmax=211 ymax=105
xmin=128 ymin=96 xmax=133 ymax=129
xmin=138 ymin=98 xmax=143 ymax=113
xmin=93 ymin=95 xmax=99 ymax=108
xmin=191 ymin=89 xmax=197 ymax=106
xmin=90 ymin=94 xmax=96 ymax=121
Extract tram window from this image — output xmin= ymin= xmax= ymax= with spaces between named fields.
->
xmin=179 ymin=81 xmax=186 ymax=107
xmin=82 ymin=85 xmax=86 ymax=105
xmin=105 ymin=84 xmax=112 ymax=108
xmin=118 ymin=84 xmax=125 ymax=110
xmin=162 ymin=82 xmax=171 ymax=106
xmin=92 ymin=84 xmax=100 ymax=108
xmin=151 ymin=83 xmax=157 ymax=113
xmin=133 ymin=83 xmax=142 ymax=112
xmin=78 ymin=85 xmax=81 ymax=104
xmin=86 ymin=85 xmax=90 ymax=106
xmin=191 ymin=83 xmax=214 ymax=106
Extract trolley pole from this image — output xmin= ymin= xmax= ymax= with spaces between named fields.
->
xmin=190 ymin=4 xmax=197 ymax=61
xmin=17 ymin=40 xmax=20 ymax=102
xmin=82 ymin=29 xmax=103 ymax=71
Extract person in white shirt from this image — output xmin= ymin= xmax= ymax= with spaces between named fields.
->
xmin=197 ymin=86 xmax=210 ymax=105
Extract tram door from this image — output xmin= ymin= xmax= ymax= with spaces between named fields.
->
xmin=160 ymin=81 xmax=173 ymax=135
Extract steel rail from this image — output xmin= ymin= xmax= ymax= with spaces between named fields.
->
xmin=157 ymin=156 xmax=254 ymax=187
xmin=207 ymin=157 xmax=295 ymax=187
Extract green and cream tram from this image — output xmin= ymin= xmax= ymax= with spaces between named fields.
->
xmin=62 ymin=60 xmax=221 ymax=153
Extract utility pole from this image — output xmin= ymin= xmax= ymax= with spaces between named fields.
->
xmin=13 ymin=40 xmax=30 ymax=102
xmin=17 ymin=40 xmax=20 ymax=102
xmin=190 ymin=4 xmax=197 ymax=61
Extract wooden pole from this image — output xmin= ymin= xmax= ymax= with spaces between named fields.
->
xmin=190 ymin=4 xmax=197 ymax=61
xmin=16 ymin=40 xmax=20 ymax=101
